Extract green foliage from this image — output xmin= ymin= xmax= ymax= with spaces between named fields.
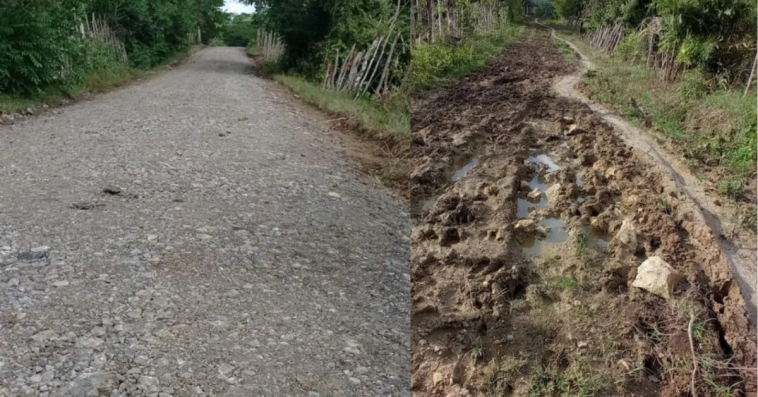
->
xmin=0 ymin=0 xmax=224 ymax=96
xmin=220 ymin=13 xmax=261 ymax=47
xmin=411 ymin=25 xmax=523 ymax=92
xmin=209 ymin=37 xmax=226 ymax=47
xmin=553 ymin=0 xmax=583 ymax=19
xmin=614 ymin=29 xmax=646 ymax=61
xmin=561 ymin=0 xmax=755 ymax=82
xmin=245 ymin=0 xmax=410 ymax=82
xmin=0 ymin=0 xmax=83 ymax=95
xmin=678 ymin=69 xmax=707 ymax=100
xmin=532 ymin=0 xmax=555 ymax=18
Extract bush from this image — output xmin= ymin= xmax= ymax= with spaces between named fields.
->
xmin=0 ymin=0 xmax=224 ymax=96
xmin=411 ymin=26 xmax=523 ymax=93
xmin=678 ymin=70 xmax=708 ymax=100
xmin=209 ymin=37 xmax=225 ymax=47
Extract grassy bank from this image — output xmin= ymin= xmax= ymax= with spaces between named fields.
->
xmin=548 ymin=23 xmax=756 ymax=204
xmin=274 ymin=75 xmax=410 ymax=142
xmin=0 ymin=46 xmax=202 ymax=114
xmin=411 ymin=24 xmax=524 ymax=93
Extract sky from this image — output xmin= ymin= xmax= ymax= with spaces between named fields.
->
xmin=223 ymin=0 xmax=255 ymax=14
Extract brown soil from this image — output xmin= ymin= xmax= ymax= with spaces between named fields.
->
xmin=410 ymin=26 xmax=756 ymax=397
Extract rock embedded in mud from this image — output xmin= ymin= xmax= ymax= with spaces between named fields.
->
xmin=515 ymin=219 xmax=536 ymax=230
xmin=615 ymin=219 xmax=638 ymax=249
xmin=632 ymin=256 xmax=683 ymax=300
xmin=527 ymin=188 xmax=541 ymax=200
xmin=545 ymin=184 xmax=561 ymax=203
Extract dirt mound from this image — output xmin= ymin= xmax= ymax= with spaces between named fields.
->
xmin=411 ymin=27 xmax=756 ymax=397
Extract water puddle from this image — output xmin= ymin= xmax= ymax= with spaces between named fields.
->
xmin=560 ymin=142 xmax=570 ymax=149
xmin=576 ymin=196 xmax=585 ymax=203
xmin=575 ymin=175 xmax=583 ymax=187
xmin=451 ymin=158 xmax=480 ymax=181
xmin=517 ymin=176 xmax=549 ymax=218
xmin=528 ymin=154 xmax=560 ymax=172
xmin=521 ymin=218 xmax=569 ymax=256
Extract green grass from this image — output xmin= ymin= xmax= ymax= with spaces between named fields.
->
xmin=411 ymin=24 xmax=524 ymax=93
xmin=0 ymin=45 xmax=201 ymax=114
xmin=552 ymin=36 xmax=579 ymax=65
xmin=548 ymin=24 xmax=756 ymax=201
xmin=554 ymin=276 xmax=579 ymax=292
xmin=574 ymin=232 xmax=589 ymax=255
xmin=273 ymin=74 xmax=410 ymax=143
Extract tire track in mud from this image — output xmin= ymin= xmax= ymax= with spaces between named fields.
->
xmin=540 ymin=21 xmax=757 ymax=327
xmin=411 ymin=26 xmax=756 ymax=397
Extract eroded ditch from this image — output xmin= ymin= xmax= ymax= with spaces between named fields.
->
xmin=411 ymin=26 xmax=756 ymax=397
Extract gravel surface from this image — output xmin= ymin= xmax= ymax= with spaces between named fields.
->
xmin=0 ymin=47 xmax=410 ymax=397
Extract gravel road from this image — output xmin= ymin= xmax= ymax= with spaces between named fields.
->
xmin=0 ymin=47 xmax=410 ymax=397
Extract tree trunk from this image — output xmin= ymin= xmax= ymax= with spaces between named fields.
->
xmin=447 ymin=0 xmax=457 ymax=36
xmin=410 ymin=5 xmax=416 ymax=47
xmin=427 ymin=0 xmax=434 ymax=44
xmin=437 ymin=0 xmax=444 ymax=41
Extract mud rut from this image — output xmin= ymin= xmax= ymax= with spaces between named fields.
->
xmin=410 ymin=27 xmax=756 ymax=397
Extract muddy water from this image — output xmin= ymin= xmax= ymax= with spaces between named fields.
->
xmin=451 ymin=157 xmax=480 ymax=181
xmin=517 ymin=175 xmax=550 ymax=217
xmin=521 ymin=217 xmax=569 ymax=256
xmin=527 ymin=154 xmax=560 ymax=172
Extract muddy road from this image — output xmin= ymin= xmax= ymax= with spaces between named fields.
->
xmin=410 ymin=27 xmax=756 ymax=397
xmin=0 ymin=47 xmax=410 ymax=396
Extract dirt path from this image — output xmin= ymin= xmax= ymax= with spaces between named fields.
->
xmin=0 ymin=47 xmax=410 ymax=397
xmin=411 ymin=27 xmax=755 ymax=397
xmin=541 ymin=21 xmax=757 ymax=326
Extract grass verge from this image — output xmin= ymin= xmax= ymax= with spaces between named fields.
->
xmin=411 ymin=24 xmax=524 ymax=93
xmin=547 ymin=23 xmax=756 ymax=206
xmin=0 ymin=45 xmax=202 ymax=114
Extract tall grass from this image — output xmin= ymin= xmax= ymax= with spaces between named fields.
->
xmin=553 ymin=29 xmax=756 ymax=199
xmin=411 ymin=25 xmax=524 ymax=93
xmin=274 ymin=74 xmax=410 ymax=142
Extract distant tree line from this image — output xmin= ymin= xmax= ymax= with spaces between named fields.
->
xmin=0 ymin=0 xmax=225 ymax=95
xmin=551 ymin=0 xmax=756 ymax=84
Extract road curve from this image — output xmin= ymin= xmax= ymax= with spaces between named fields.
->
xmin=0 ymin=47 xmax=410 ymax=396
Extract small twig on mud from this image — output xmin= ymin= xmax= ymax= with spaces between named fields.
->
xmin=321 ymin=117 xmax=347 ymax=123
xmin=688 ymin=310 xmax=698 ymax=397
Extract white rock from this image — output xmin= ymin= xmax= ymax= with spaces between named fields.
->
xmin=217 ymin=363 xmax=234 ymax=376
xmin=632 ymin=256 xmax=682 ymax=299
xmin=432 ymin=372 xmax=444 ymax=385
xmin=527 ymin=188 xmax=541 ymax=200
xmin=545 ymin=184 xmax=561 ymax=202
xmin=615 ymin=219 xmax=637 ymax=249
xmin=514 ymin=219 xmax=536 ymax=232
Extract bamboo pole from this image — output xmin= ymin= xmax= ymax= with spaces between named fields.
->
xmin=377 ymin=33 xmax=401 ymax=96
xmin=744 ymin=54 xmax=757 ymax=97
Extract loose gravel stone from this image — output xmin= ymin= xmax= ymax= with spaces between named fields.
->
xmin=0 ymin=47 xmax=410 ymax=396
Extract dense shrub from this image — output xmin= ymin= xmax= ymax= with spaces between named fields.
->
xmin=0 ymin=0 xmax=224 ymax=96
xmin=244 ymin=0 xmax=410 ymax=82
